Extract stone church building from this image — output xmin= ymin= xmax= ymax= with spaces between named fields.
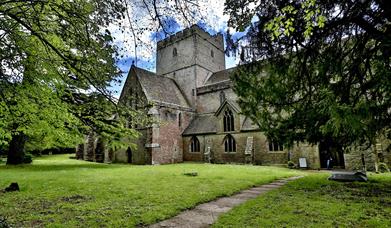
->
xmin=76 ymin=24 xmax=391 ymax=170
xmin=113 ymin=25 xmax=322 ymax=168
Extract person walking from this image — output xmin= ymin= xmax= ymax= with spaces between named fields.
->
xmin=327 ymin=156 xmax=333 ymax=170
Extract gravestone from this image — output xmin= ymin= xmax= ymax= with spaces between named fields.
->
xmin=328 ymin=171 xmax=368 ymax=182
xmin=299 ymin=158 xmax=307 ymax=168
xmin=204 ymin=146 xmax=211 ymax=163
xmin=245 ymin=137 xmax=254 ymax=164
xmin=245 ymin=137 xmax=253 ymax=155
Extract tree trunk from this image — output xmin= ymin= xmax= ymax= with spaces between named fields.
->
xmin=86 ymin=132 xmax=95 ymax=161
xmin=95 ymin=137 xmax=105 ymax=163
xmin=76 ymin=143 xmax=85 ymax=160
xmin=373 ymin=141 xmax=379 ymax=173
xmin=7 ymin=133 xmax=27 ymax=165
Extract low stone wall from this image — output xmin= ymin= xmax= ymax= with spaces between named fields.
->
xmin=344 ymin=152 xmax=375 ymax=171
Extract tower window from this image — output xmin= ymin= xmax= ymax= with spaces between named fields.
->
xmin=223 ymin=108 xmax=235 ymax=132
xmin=211 ymin=50 xmax=214 ymax=58
xmin=178 ymin=112 xmax=182 ymax=127
xmin=173 ymin=47 xmax=177 ymax=57
xmin=224 ymin=134 xmax=236 ymax=152
xmin=268 ymin=139 xmax=284 ymax=152
xmin=190 ymin=136 xmax=200 ymax=152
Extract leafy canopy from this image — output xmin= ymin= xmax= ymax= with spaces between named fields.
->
xmin=1 ymin=0 xmax=208 ymax=164
xmin=225 ymin=0 xmax=391 ymax=149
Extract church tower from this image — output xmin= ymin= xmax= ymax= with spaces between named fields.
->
xmin=156 ymin=25 xmax=226 ymax=108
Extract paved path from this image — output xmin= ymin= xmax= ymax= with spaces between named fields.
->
xmin=149 ymin=176 xmax=303 ymax=228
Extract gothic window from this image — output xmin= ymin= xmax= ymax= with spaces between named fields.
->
xmin=219 ymin=91 xmax=225 ymax=104
xmin=223 ymin=108 xmax=235 ymax=132
xmin=190 ymin=136 xmax=200 ymax=152
xmin=129 ymin=88 xmax=133 ymax=107
xmin=173 ymin=47 xmax=177 ymax=57
xmin=211 ymin=50 xmax=214 ymax=58
xmin=224 ymin=134 xmax=236 ymax=152
xmin=268 ymin=139 xmax=284 ymax=152
xmin=178 ymin=112 xmax=182 ymax=127
xmin=135 ymin=92 xmax=139 ymax=108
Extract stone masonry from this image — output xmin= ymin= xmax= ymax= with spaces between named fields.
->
xmin=109 ymin=24 xmax=323 ymax=168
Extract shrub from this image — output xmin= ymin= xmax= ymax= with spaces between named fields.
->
xmin=378 ymin=163 xmax=390 ymax=173
xmin=287 ymin=161 xmax=295 ymax=169
xmin=23 ymin=153 xmax=33 ymax=164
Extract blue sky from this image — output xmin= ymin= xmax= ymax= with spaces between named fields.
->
xmin=109 ymin=2 xmax=248 ymax=98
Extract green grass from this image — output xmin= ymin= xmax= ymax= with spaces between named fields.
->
xmin=0 ymin=155 xmax=299 ymax=227
xmin=213 ymin=172 xmax=391 ymax=228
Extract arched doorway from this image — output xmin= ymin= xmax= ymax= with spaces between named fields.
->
xmin=319 ymin=139 xmax=345 ymax=169
xmin=126 ymin=147 xmax=132 ymax=164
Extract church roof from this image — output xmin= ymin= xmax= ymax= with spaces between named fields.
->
xmin=182 ymin=114 xmax=217 ymax=135
xmin=204 ymin=67 xmax=236 ymax=85
xmin=214 ymin=99 xmax=241 ymax=116
xmin=132 ymin=67 xmax=190 ymax=108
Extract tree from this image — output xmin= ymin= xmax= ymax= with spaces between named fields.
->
xmin=0 ymin=0 xmax=204 ymax=164
xmin=225 ymin=0 xmax=391 ymax=166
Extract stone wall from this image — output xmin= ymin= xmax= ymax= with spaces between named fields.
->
xmin=196 ymin=87 xmax=235 ymax=113
xmin=114 ymin=128 xmax=150 ymax=164
xmin=156 ymin=25 xmax=225 ymax=108
xmin=344 ymin=137 xmax=391 ymax=171
xmin=156 ymin=25 xmax=224 ymax=75
xmin=183 ymin=132 xmax=320 ymax=167
xmin=151 ymin=106 xmax=193 ymax=164
xmin=163 ymin=67 xmax=197 ymax=107
xmin=290 ymin=143 xmax=320 ymax=169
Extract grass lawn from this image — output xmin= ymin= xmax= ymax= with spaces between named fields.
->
xmin=0 ymin=155 xmax=299 ymax=227
xmin=214 ymin=172 xmax=391 ymax=228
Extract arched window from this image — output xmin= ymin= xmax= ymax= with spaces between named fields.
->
xmin=129 ymin=88 xmax=133 ymax=107
xmin=178 ymin=112 xmax=182 ymax=127
xmin=223 ymin=108 xmax=235 ymax=132
xmin=134 ymin=92 xmax=139 ymax=108
xmin=190 ymin=136 xmax=200 ymax=152
xmin=173 ymin=47 xmax=177 ymax=57
xmin=224 ymin=134 xmax=236 ymax=152
xmin=219 ymin=91 xmax=225 ymax=104
xmin=268 ymin=139 xmax=284 ymax=152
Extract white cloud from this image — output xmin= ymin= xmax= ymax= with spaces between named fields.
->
xmin=199 ymin=0 xmax=229 ymax=31
xmin=108 ymin=0 xmax=240 ymax=95
xmin=108 ymin=0 xmax=229 ymax=63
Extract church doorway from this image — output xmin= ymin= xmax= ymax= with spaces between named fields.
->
xmin=126 ymin=147 xmax=132 ymax=164
xmin=319 ymin=140 xmax=345 ymax=169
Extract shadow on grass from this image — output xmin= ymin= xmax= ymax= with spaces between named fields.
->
xmin=0 ymin=163 xmax=125 ymax=172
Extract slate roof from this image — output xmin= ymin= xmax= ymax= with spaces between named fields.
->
xmin=204 ymin=67 xmax=237 ymax=85
xmin=132 ymin=67 xmax=190 ymax=108
xmin=182 ymin=115 xmax=217 ymax=135
xmin=215 ymin=99 xmax=241 ymax=116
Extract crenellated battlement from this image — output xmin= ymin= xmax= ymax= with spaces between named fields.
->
xmin=157 ymin=24 xmax=224 ymax=50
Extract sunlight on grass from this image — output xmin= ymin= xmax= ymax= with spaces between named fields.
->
xmin=0 ymin=155 xmax=300 ymax=227
xmin=213 ymin=172 xmax=391 ymax=227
